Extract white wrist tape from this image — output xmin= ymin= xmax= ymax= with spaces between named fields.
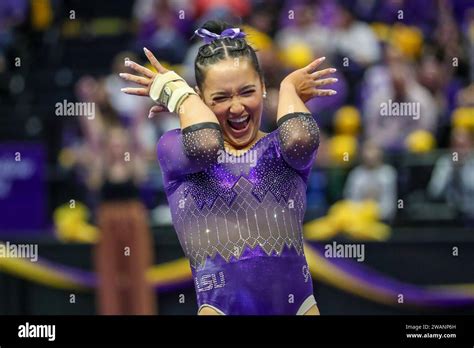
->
xmin=149 ymin=71 xmax=197 ymax=113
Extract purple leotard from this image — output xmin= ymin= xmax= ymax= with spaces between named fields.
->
xmin=157 ymin=112 xmax=320 ymax=315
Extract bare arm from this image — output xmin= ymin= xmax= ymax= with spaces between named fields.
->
xmin=277 ymin=57 xmax=337 ymax=119
xmin=277 ymin=83 xmax=311 ymax=117
xmin=276 ymin=57 xmax=337 ymax=171
xmin=120 ymin=48 xmax=219 ymax=129
xmin=120 ymin=48 xmax=223 ymax=177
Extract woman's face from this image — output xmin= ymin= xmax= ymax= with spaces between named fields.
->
xmin=199 ymin=58 xmax=265 ymax=149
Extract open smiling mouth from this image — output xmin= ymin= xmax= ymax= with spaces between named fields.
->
xmin=227 ymin=115 xmax=251 ymax=131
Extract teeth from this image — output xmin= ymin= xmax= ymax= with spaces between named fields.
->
xmin=229 ymin=116 xmax=249 ymax=123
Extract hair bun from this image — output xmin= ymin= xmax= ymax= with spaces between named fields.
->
xmin=200 ymin=20 xmax=234 ymax=34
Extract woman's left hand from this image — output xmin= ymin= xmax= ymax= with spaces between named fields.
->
xmin=281 ymin=57 xmax=338 ymax=103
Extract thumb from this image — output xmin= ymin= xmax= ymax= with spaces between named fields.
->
xmin=148 ymin=105 xmax=166 ymax=118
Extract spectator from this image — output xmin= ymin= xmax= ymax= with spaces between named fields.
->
xmin=331 ymin=2 xmax=381 ymax=67
xmin=275 ymin=2 xmax=331 ymax=58
xmin=344 ymin=141 xmax=397 ymax=220
xmin=331 ymin=1 xmax=381 ymax=102
xmin=133 ymin=0 xmax=190 ymax=64
xmin=363 ymin=60 xmax=438 ymax=152
xmin=428 ymin=128 xmax=474 ymax=220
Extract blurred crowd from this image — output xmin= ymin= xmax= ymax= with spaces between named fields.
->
xmin=1 ymin=0 xmax=473 ymax=228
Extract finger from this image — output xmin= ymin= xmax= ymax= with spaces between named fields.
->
xmin=148 ymin=105 xmax=166 ymax=118
xmin=124 ymin=60 xmax=155 ymax=78
xmin=313 ymin=77 xmax=338 ymax=87
xmin=314 ymin=89 xmax=337 ymax=96
xmin=143 ymin=47 xmax=168 ymax=74
xmin=150 ymin=105 xmax=165 ymax=113
xmin=119 ymin=73 xmax=150 ymax=86
xmin=305 ymin=57 xmax=326 ymax=73
xmin=120 ymin=87 xmax=149 ymax=96
xmin=311 ymin=67 xmax=337 ymax=79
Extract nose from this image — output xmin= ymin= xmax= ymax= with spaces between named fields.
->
xmin=229 ymin=97 xmax=245 ymax=115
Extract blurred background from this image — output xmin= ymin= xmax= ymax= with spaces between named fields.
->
xmin=0 ymin=0 xmax=473 ymax=315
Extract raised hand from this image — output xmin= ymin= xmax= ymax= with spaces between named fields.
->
xmin=119 ymin=47 xmax=168 ymax=97
xmin=281 ymin=57 xmax=338 ymax=103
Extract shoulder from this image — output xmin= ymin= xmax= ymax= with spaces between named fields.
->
xmin=157 ymin=128 xmax=182 ymax=149
xmin=435 ymin=154 xmax=452 ymax=166
xmin=158 ymin=128 xmax=181 ymax=144
xmin=346 ymin=166 xmax=365 ymax=179
xmin=243 ymin=130 xmax=277 ymax=151
xmin=255 ymin=130 xmax=281 ymax=153
xmin=262 ymin=129 xmax=280 ymax=142
xmin=157 ymin=128 xmax=182 ymax=163
xmin=380 ymin=165 xmax=397 ymax=178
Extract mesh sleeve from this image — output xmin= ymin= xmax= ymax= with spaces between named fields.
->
xmin=277 ymin=112 xmax=320 ymax=171
xmin=157 ymin=123 xmax=224 ymax=182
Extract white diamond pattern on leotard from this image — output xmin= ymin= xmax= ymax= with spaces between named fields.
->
xmin=171 ymin=176 xmax=306 ymax=269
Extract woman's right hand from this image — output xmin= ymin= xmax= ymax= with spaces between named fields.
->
xmin=147 ymin=105 xmax=167 ymax=118
xmin=121 ymin=48 xmax=172 ymax=118
xmin=119 ymin=47 xmax=168 ymax=97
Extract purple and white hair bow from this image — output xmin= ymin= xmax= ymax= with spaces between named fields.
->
xmin=194 ymin=28 xmax=246 ymax=44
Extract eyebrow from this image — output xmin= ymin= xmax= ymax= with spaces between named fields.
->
xmin=210 ymin=84 xmax=256 ymax=97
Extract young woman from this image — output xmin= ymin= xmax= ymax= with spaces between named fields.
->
xmin=75 ymin=77 xmax=156 ymax=315
xmin=91 ymin=126 xmax=156 ymax=315
xmin=120 ymin=21 xmax=337 ymax=315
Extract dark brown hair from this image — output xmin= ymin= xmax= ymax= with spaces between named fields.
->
xmin=194 ymin=20 xmax=263 ymax=90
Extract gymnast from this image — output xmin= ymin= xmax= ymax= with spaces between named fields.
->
xmin=120 ymin=20 xmax=337 ymax=315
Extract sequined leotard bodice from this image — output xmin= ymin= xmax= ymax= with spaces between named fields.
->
xmin=157 ymin=112 xmax=320 ymax=315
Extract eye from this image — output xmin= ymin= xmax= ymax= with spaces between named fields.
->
xmin=241 ymin=89 xmax=255 ymax=96
xmin=213 ymin=96 xmax=229 ymax=103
